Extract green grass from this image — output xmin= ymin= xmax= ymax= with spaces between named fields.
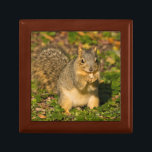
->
xmin=68 ymin=32 xmax=98 ymax=45
xmin=31 ymin=69 xmax=120 ymax=121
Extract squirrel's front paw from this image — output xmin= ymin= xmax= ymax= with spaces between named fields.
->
xmin=87 ymin=78 xmax=93 ymax=83
xmin=87 ymin=74 xmax=97 ymax=83
xmin=64 ymin=110 xmax=71 ymax=115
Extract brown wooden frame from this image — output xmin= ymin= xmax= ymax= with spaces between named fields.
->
xmin=19 ymin=19 xmax=133 ymax=133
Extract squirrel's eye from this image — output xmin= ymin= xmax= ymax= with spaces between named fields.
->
xmin=81 ymin=58 xmax=85 ymax=63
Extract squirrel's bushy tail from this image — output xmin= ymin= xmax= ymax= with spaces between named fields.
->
xmin=31 ymin=46 xmax=69 ymax=94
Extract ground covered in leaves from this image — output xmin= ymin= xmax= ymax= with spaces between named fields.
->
xmin=31 ymin=31 xmax=121 ymax=121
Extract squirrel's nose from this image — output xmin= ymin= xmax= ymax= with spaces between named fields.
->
xmin=89 ymin=67 xmax=93 ymax=72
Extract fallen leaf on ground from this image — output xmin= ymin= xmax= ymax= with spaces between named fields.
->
xmin=78 ymin=32 xmax=85 ymax=36
xmin=41 ymin=33 xmax=54 ymax=41
xmin=82 ymin=43 xmax=91 ymax=49
xmin=110 ymin=117 xmax=116 ymax=119
xmin=114 ymin=41 xmax=120 ymax=46
xmin=99 ymin=115 xmax=104 ymax=118
xmin=113 ymin=46 xmax=119 ymax=51
xmin=60 ymin=32 xmax=66 ymax=37
xmin=106 ymin=57 xmax=115 ymax=64
xmin=38 ymin=114 xmax=46 ymax=119
xmin=112 ymin=95 xmax=120 ymax=101
xmin=35 ymin=108 xmax=45 ymax=112
xmin=108 ymin=38 xmax=114 ymax=44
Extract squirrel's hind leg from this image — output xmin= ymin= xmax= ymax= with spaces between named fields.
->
xmin=58 ymin=95 xmax=72 ymax=115
xmin=87 ymin=95 xmax=99 ymax=109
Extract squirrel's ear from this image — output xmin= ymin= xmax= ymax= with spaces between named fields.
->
xmin=93 ymin=47 xmax=97 ymax=54
xmin=78 ymin=47 xmax=82 ymax=57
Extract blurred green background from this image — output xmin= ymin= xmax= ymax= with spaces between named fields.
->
xmin=31 ymin=31 xmax=121 ymax=121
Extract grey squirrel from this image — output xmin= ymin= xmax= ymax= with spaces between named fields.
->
xmin=32 ymin=46 xmax=100 ymax=114
xmin=57 ymin=47 xmax=100 ymax=114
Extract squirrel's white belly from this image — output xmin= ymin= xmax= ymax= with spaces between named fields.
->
xmin=63 ymin=88 xmax=91 ymax=107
